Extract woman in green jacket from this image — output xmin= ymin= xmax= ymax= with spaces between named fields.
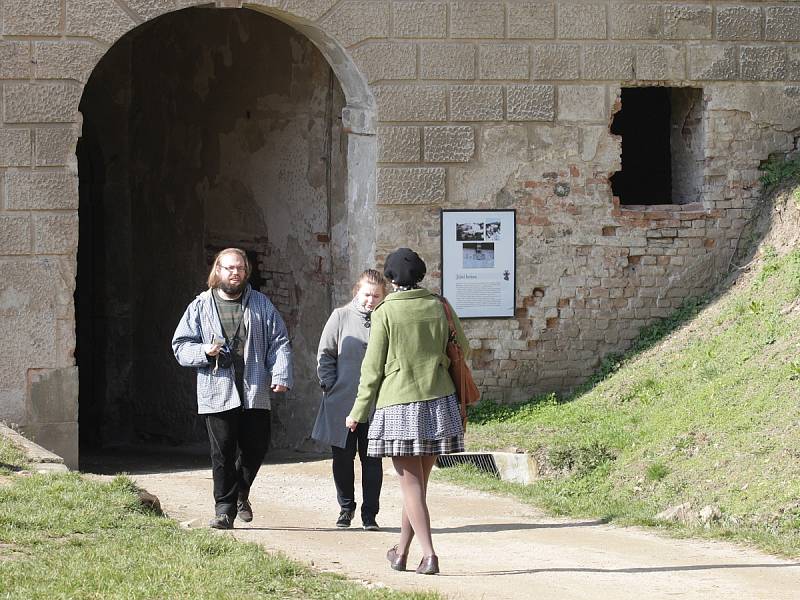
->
xmin=346 ymin=248 xmax=469 ymax=576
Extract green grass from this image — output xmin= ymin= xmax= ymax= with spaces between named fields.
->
xmin=0 ymin=470 xmax=438 ymax=599
xmin=0 ymin=434 xmax=28 ymax=475
xmin=759 ymin=154 xmax=800 ymax=192
xmin=445 ymin=242 xmax=800 ymax=558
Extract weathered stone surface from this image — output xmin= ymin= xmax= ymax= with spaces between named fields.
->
xmin=557 ymin=3 xmax=606 ymax=40
xmin=508 ymin=2 xmax=555 ymax=39
xmin=424 ymin=126 xmax=475 ymax=162
xmin=0 ymin=215 xmax=32 ymax=254
xmin=2 ymin=0 xmax=60 ymax=35
xmin=0 ymin=422 xmax=67 ymax=470
xmin=374 ymin=85 xmax=447 ymax=122
xmin=34 ymin=41 xmax=105 ymax=83
xmin=741 ymin=46 xmax=787 ymax=81
xmin=557 ymin=85 xmax=607 ymax=122
xmin=378 ymin=126 xmax=420 ymax=162
xmin=351 ymin=42 xmax=416 ymax=83
xmin=765 ymin=7 xmax=800 ymax=42
xmin=0 ymin=387 xmax=25 ymax=425
xmin=27 ymin=367 xmax=79 ymax=423
xmin=377 ymin=167 xmax=446 ymax=204
xmin=609 ymin=3 xmax=663 ymax=40
xmin=126 ymin=0 xmax=200 ymax=21
xmin=0 ymin=42 xmax=32 ymax=79
xmin=788 ymin=48 xmax=800 ymax=81
xmin=283 ymin=0 xmax=338 ymax=21
xmin=420 ymin=44 xmax=475 ymax=80
xmin=636 ymin=45 xmax=685 ymax=81
xmin=506 ymin=85 xmax=554 ymax=121
xmin=479 ymin=44 xmax=530 ymax=80
xmin=582 ymin=45 xmax=634 ymax=80
xmin=656 ymin=502 xmax=695 ymax=524
xmin=341 ymin=106 xmax=376 ymax=135
xmin=450 ymin=86 xmax=504 ymax=121
xmin=717 ymin=6 xmax=762 ymax=41
xmin=450 ymin=2 xmax=505 ymax=39
xmin=35 ymin=128 xmax=78 ymax=167
xmin=663 ymin=5 xmax=711 ymax=40
xmin=319 ymin=1 xmax=390 ymax=47
xmin=531 ymin=44 xmax=579 ymax=80
xmin=4 ymin=83 xmax=82 ymax=124
xmin=391 ymin=1 xmax=447 ymax=38
xmin=33 ymin=213 xmax=79 ymax=254
xmin=0 ymin=130 xmax=32 ymax=167
xmin=22 ymin=421 xmax=78 ymax=471
xmin=688 ymin=46 xmax=739 ymax=80
xmin=5 ymin=172 xmax=78 ymax=211
xmin=65 ymin=0 xmax=137 ymax=45
xmin=0 ymin=260 xmax=59 ymax=391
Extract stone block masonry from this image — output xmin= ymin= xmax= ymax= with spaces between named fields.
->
xmin=3 ymin=1 xmax=800 ymax=461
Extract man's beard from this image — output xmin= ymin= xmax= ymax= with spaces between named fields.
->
xmin=220 ymin=279 xmax=246 ymax=296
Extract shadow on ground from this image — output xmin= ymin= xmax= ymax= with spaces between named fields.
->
xmin=80 ymin=444 xmax=327 ymax=476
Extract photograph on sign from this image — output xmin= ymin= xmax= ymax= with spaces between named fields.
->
xmin=441 ymin=210 xmax=515 ymax=318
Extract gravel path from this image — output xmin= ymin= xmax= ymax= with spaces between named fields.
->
xmin=87 ymin=447 xmax=800 ymax=600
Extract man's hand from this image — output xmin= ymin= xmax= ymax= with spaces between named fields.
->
xmin=271 ymin=384 xmax=288 ymax=393
xmin=345 ymin=416 xmax=358 ymax=432
xmin=203 ymin=343 xmax=223 ymax=356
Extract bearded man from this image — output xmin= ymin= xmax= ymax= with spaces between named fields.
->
xmin=172 ymin=248 xmax=292 ymax=529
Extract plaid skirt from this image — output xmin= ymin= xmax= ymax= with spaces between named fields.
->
xmin=367 ymin=393 xmax=465 ymax=457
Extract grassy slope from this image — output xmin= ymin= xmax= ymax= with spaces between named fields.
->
xmin=443 ymin=191 xmax=800 ymax=557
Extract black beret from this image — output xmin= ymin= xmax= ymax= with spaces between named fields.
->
xmin=384 ymin=248 xmax=427 ymax=287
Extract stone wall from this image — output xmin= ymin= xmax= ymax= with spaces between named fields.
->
xmin=2 ymin=0 xmax=800 ymax=464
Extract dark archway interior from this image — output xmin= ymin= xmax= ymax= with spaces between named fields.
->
xmin=76 ymin=7 xmax=347 ymax=458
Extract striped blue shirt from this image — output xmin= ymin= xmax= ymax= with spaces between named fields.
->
xmin=172 ymin=285 xmax=293 ymax=414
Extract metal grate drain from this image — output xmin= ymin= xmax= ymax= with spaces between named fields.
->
xmin=436 ymin=452 xmax=500 ymax=478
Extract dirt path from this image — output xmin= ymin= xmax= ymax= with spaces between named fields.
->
xmin=104 ymin=450 xmax=799 ymax=599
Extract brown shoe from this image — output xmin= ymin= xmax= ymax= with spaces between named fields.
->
xmin=416 ymin=555 xmax=439 ymax=575
xmin=237 ymin=497 xmax=253 ymax=523
xmin=386 ymin=545 xmax=407 ymax=571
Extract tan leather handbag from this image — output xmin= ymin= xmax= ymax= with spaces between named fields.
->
xmin=439 ymin=297 xmax=480 ymax=430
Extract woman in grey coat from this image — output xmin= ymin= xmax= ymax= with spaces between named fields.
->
xmin=312 ymin=269 xmax=386 ymax=530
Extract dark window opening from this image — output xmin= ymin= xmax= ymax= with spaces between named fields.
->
xmin=611 ymin=87 xmax=704 ymax=206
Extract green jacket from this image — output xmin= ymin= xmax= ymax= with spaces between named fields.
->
xmin=349 ymin=288 xmax=470 ymax=423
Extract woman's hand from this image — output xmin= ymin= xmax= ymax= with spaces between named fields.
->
xmin=345 ymin=416 xmax=359 ymax=432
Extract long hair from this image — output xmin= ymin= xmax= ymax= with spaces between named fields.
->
xmin=351 ymin=269 xmax=387 ymax=297
xmin=207 ymin=248 xmax=251 ymax=289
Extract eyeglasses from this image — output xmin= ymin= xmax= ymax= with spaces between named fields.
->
xmin=219 ymin=265 xmax=246 ymax=274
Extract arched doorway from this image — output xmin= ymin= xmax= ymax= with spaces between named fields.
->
xmin=76 ymin=6 xmax=375 ymax=460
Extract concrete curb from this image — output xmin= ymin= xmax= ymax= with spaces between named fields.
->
xmin=437 ymin=451 xmax=538 ymax=484
xmin=0 ymin=422 xmax=69 ymax=473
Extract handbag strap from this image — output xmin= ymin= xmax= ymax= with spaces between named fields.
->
xmin=437 ymin=295 xmax=458 ymax=344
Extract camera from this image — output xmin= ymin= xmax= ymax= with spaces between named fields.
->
xmin=216 ymin=343 xmax=233 ymax=369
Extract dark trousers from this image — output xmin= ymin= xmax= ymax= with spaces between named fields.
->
xmin=331 ymin=425 xmax=383 ymax=519
xmin=205 ymin=407 xmax=271 ymax=518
